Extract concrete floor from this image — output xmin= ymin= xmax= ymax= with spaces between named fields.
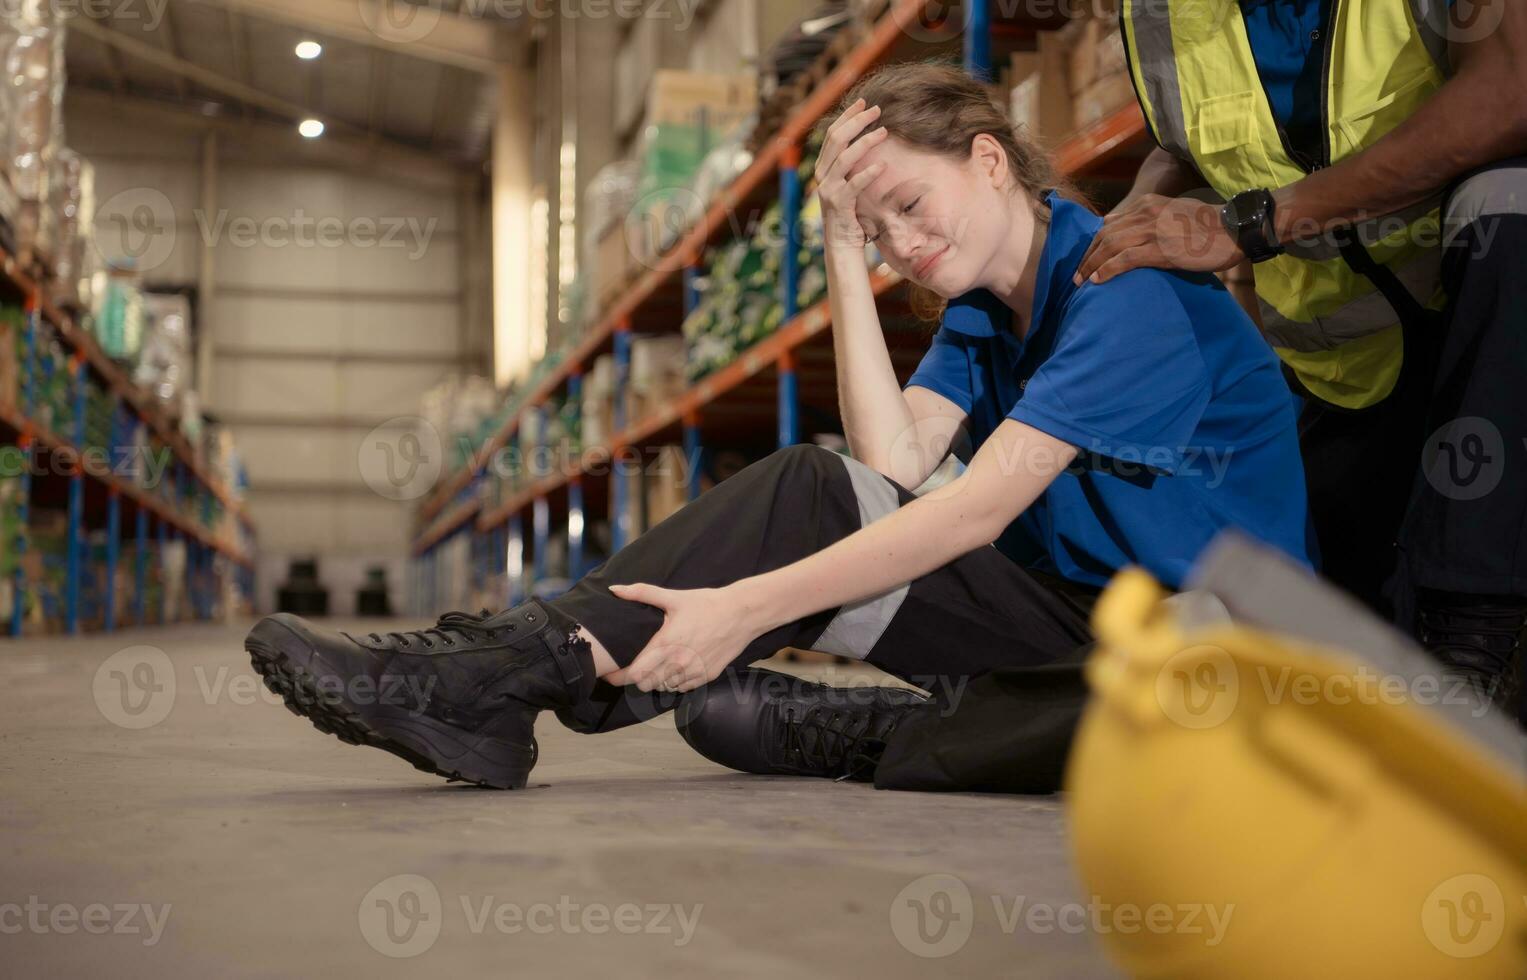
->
xmin=1 ymin=618 xmax=1120 ymax=978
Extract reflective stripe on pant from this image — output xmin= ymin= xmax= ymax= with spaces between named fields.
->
xmin=1394 ymin=157 xmax=1527 ymax=602
xmin=1295 ymin=157 xmax=1527 ymax=618
xmin=549 ymin=443 xmax=1096 ymax=735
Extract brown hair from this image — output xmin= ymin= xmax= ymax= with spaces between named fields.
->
xmin=815 ymin=57 xmax=1091 ymax=324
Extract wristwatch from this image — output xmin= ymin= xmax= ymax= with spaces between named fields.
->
xmin=1220 ymin=188 xmax=1285 ymax=263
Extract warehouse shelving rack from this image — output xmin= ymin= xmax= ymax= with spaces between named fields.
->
xmin=409 ymin=0 xmax=1148 ymax=613
xmin=0 ymin=246 xmax=257 ymax=637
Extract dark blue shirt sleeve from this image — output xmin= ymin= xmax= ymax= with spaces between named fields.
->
xmin=902 ymin=324 xmax=974 ymax=414
xmin=1005 ymin=273 xmax=1212 ymax=475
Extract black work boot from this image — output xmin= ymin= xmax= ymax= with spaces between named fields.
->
xmin=1417 ymin=590 xmax=1526 ymax=726
xmin=245 ymin=600 xmax=595 ymax=788
xmin=675 ymin=667 xmax=929 ymax=781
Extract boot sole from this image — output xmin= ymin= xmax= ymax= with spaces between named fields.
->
xmin=246 ymin=627 xmax=537 ymax=790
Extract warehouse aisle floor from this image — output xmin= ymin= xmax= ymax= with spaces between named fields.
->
xmin=2 ymin=620 xmax=1119 ymax=978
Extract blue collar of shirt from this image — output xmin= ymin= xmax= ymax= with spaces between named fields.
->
xmin=938 ymin=190 xmax=1100 ymax=342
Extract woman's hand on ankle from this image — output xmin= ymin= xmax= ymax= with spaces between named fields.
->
xmin=604 ymin=581 xmax=772 ymax=694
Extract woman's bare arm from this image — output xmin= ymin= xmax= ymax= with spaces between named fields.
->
xmin=826 ymin=244 xmax=966 ymax=488
xmin=813 ymin=97 xmax=969 ymax=490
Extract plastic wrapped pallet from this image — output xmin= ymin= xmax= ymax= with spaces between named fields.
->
xmin=593 ymin=220 xmax=632 ymax=311
xmin=585 ymin=159 xmax=640 ymax=314
xmin=419 ymin=373 xmax=498 ymax=476
xmin=629 ymin=332 xmax=686 ymax=391
xmin=50 ymin=148 xmax=95 ymax=309
xmin=205 ymin=424 xmax=242 ymax=503
xmin=677 ymin=113 xmax=757 ymax=231
xmin=134 ymin=291 xmax=191 ymax=415
xmin=180 ymin=388 xmax=203 ymax=446
xmin=581 ymin=353 xmax=615 ymax=449
xmin=3 ymin=1 xmax=64 ymax=258
xmin=161 ymin=538 xmax=186 ymax=622
xmin=0 ymin=26 xmax=15 ymax=247
xmin=583 ymin=160 xmax=638 ymax=268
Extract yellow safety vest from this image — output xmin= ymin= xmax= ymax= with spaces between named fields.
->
xmin=1120 ymin=0 xmax=1452 ymax=408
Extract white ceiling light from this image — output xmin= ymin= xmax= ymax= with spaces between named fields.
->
xmin=298 ymin=118 xmax=325 ymax=139
xmin=295 ymin=40 xmax=322 ymax=60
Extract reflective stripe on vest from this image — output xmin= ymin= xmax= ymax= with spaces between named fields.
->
xmin=1120 ymin=0 xmax=1452 ymax=408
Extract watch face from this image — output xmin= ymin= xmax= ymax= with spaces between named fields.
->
xmin=1231 ymin=193 xmax=1264 ymax=231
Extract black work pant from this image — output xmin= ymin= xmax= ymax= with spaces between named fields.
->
xmin=1297 ymin=156 xmax=1527 ymax=625
xmin=546 ymin=442 xmax=1099 ymax=791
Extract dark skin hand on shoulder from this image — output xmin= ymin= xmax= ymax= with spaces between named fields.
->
xmin=1073 ymin=0 xmax=1527 ymax=286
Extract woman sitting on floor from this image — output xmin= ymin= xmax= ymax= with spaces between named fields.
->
xmin=245 ymin=60 xmax=1314 ymax=791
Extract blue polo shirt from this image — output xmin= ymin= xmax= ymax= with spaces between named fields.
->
xmin=903 ymin=191 xmax=1316 ymax=589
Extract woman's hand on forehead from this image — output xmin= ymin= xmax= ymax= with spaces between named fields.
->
xmin=816 ymin=97 xmax=892 ymax=249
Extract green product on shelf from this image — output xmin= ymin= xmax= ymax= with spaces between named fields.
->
xmin=557 ymin=397 xmax=581 ymax=455
xmin=94 ymin=277 xmax=146 ymax=362
xmin=0 ymin=475 xmax=23 ymax=579
xmin=636 ymin=123 xmax=714 ymax=205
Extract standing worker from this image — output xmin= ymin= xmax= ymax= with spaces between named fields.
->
xmin=1075 ymin=0 xmax=1527 ymax=721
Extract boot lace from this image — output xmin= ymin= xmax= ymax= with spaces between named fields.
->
xmin=781 ymin=703 xmax=893 ymax=781
xmin=366 ymin=608 xmax=517 ymax=650
xmin=1418 ymin=599 xmax=1526 ymax=700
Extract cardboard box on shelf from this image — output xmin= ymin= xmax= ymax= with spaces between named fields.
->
xmin=1074 ymin=70 xmax=1137 ymax=130
xmin=1009 ymin=50 xmax=1040 ymax=93
xmin=0 ymin=312 xmax=17 ymax=405
xmin=633 ymin=70 xmax=758 ymax=263
xmin=624 ymin=334 xmax=687 ymax=426
xmin=1067 ymin=16 xmax=1127 ymax=96
xmin=629 ymin=334 xmax=686 ymax=395
xmin=581 ymin=357 xmax=612 ymax=449
xmin=644 ymin=445 xmax=690 ymax=530
xmin=609 ymin=467 xmax=641 ymax=541
xmin=1095 ymin=19 xmax=1128 ymax=82
xmin=594 ymin=221 xmax=633 ymax=311
xmin=1008 ymin=31 xmax=1074 ymax=147
xmin=644 ymin=70 xmax=758 ymax=130
xmin=623 ymin=381 xmax=688 ymax=429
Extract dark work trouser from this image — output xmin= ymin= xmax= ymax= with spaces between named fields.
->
xmin=1296 ymin=157 xmax=1527 ymax=625
xmin=547 ymin=442 xmax=1099 ymax=792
